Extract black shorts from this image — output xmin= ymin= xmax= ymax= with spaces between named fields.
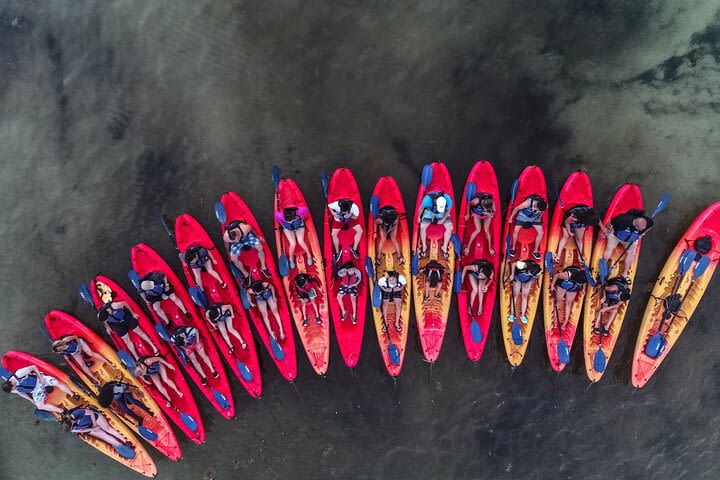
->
xmin=517 ymin=220 xmax=542 ymax=229
xmin=381 ymin=290 xmax=402 ymax=300
xmin=109 ymin=316 xmax=139 ymax=337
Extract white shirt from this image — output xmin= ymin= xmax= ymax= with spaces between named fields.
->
xmin=329 ymin=201 xmax=359 ymax=220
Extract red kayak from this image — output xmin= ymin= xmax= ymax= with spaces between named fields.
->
xmin=322 ymin=168 xmax=368 ymax=368
xmin=216 ymin=191 xmax=297 ymax=381
xmin=456 ymin=160 xmax=501 ymax=362
xmin=273 ymin=175 xmax=331 ymax=375
xmin=44 ymin=310 xmax=182 ymax=461
xmin=131 ymin=243 xmax=235 ymax=418
xmin=411 ymin=162 xmax=457 ymax=362
xmin=174 ymin=213 xmax=263 ymax=397
xmin=83 ymin=274 xmax=205 ymax=444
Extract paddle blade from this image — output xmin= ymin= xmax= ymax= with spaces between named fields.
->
xmin=369 ymin=195 xmax=380 ymax=219
xmin=598 ymin=259 xmax=609 ymax=284
xmin=509 ymin=179 xmax=519 ymax=204
xmin=320 ymin=170 xmax=329 ymax=197
xmin=128 ymin=270 xmax=141 ymax=290
xmin=271 ymin=165 xmax=281 ymax=190
xmin=544 ymin=252 xmax=555 ymax=277
xmin=33 ymin=408 xmax=56 ymax=422
xmin=651 ymin=193 xmax=670 ymax=217
xmin=465 ymin=182 xmax=477 ymax=202
xmin=693 ymin=255 xmax=711 ymax=280
xmin=0 ymin=367 xmax=12 ymax=381
xmin=38 ymin=325 xmax=53 ymax=344
xmin=236 ymin=361 xmax=254 ymax=382
xmin=158 ymin=212 xmax=173 ymax=238
xmin=188 ymin=286 xmax=209 ymax=310
xmin=278 ymin=255 xmax=290 ymax=277
xmin=593 ymin=347 xmax=607 ymax=373
xmin=180 ymin=412 xmax=199 ymax=431
xmin=421 ymin=164 xmax=433 ymax=189
xmin=212 ymin=389 xmax=231 ymax=410
xmin=679 ymin=249 xmax=695 ymax=275
xmin=451 ymin=233 xmax=462 ymax=256
xmin=77 ymin=283 xmax=94 ymax=305
xmin=214 ymin=201 xmax=227 ymax=225
xmin=557 ymin=339 xmax=570 ymax=364
xmin=270 ymin=338 xmax=286 ymax=361
xmin=372 ymin=282 xmax=382 ymax=308
xmin=238 ymin=287 xmax=251 ymax=310
xmin=511 ymin=322 xmax=523 ymax=345
xmin=154 ymin=323 xmax=171 ymax=342
xmin=453 ymin=270 xmax=462 ymax=293
xmin=137 ymin=425 xmax=159 ymax=441
xmin=411 ymin=253 xmax=419 ymax=276
xmin=364 ymin=256 xmax=375 ymax=278
xmin=645 ymin=332 xmax=665 ymax=358
xmin=584 ymin=266 xmax=598 ymax=288
xmin=116 ymin=350 xmax=137 ymax=371
xmin=388 ymin=341 xmax=401 ymax=366
xmin=470 ymin=318 xmax=483 ymax=343
xmin=114 ymin=444 xmax=136 ymax=460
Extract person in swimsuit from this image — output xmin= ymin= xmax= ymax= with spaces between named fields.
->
xmin=555 ymin=205 xmax=599 ymax=261
xmin=276 ymin=206 xmax=312 ymax=268
xmin=374 ymin=205 xmax=404 ymax=265
xmin=60 ymin=407 xmax=131 ymax=450
xmin=593 ymin=276 xmax=631 ymax=336
xmin=336 ymin=261 xmax=362 ymax=324
xmin=97 ymin=298 xmax=156 ymax=360
xmin=204 ymin=303 xmax=247 ymax=353
xmin=378 ymin=270 xmax=406 ymax=332
xmin=180 ymin=245 xmax=226 ymax=290
xmin=601 ymin=209 xmax=653 ymax=276
xmin=509 ymin=260 xmax=542 ymax=324
xmin=223 ymin=220 xmax=272 ymax=280
xmin=508 ymin=195 xmax=548 ymax=260
xmin=293 ymin=273 xmax=322 ymax=326
xmin=246 ymin=280 xmax=286 ymax=341
xmin=418 ymin=192 xmax=454 ymax=257
xmin=171 ymin=326 xmax=218 ymax=385
xmin=422 ymin=260 xmax=446 ymax=303
xmin=51 ymin=335 xmax=112 ymax=386
xmin=329 ymin=198 xmax=362 ymax=260
xmin=461 ymin=259 xmax=494 ymax=316
xmin=550 ymin=265 xmax=588 ymax=330
xmin=98 ymin=381 xmax=153 ymax=426
xmin=2 ymin=365 xmax=78 ymax=413
xmin=464 ymin=193 xmax=496 ymax=256
xmin=134 ymin=355 xmax=184 ymax=406
xmin=137 ymin=272 xmax=190 ymax=325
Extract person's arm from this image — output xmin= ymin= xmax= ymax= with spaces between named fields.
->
xmin=350 ymin=204 xmax=359 ymax=221
xmin=509 ymin=199 xmax=530 ymax=223
xmin=157 ymin=357 xmax=175 ymax=370
xmin=461 ymin=265 xmax=472 ymax=280
xmin=224 ymin=305 xmax=235 ymax=320
xmin=350 ymin=271 xmax=362 ymax=287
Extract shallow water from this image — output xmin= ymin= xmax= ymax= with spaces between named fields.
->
xmin=1 ymin=1 xmax=719 ymax=479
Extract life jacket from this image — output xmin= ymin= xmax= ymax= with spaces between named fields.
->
xmin=556 ymin=266 xmax=585 ymax=292
xmin=137 ymin=356 xmax=160 ymax=375
xmin=471 ymin=193 xmax=494 ymax=217
xmin=378 ymin=206 xmax=398 ymax=229
xmin=104 ymin=304 xmax=129 ymax=325
xmin=16 ymin=374 xmax=38 ymax=394
xmin=69 ymin=408 xmax=94 ymax=430
xmin=518 ymin=195 xmax=545 ymax=222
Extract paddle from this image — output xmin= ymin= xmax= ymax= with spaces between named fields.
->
xmin=590 ymin=257 xmax=611 ymax=372
xmin=465 ymin=181 xmax=477 ymax=202
xmin=452 ymin=234 xmax=463 ymax=294
xmin=271 ymin=165 xmax=291 ymax=276
xmin=113 ymin=444 xmax=137 ymax=460
xmin=116 ymin=349 xmax=137 ymax=370
xmin=544 ymin=252 xmax=570 ymax=364
xmin=128 ymin=270 xmax=141 ymax=290
xmin=33 ymin=408 xmax=56 ymax=422
xmin=188 ymin=286 xmax=209 ymax=310
xmin=503 ymin=179 xmax=521 ymax=343
xmin=551 ymin=180 xmax=591 ymax=269
xmin=214 ymin=201 xmax=227 ymax=225
xmin=0 ymin=367 xmax=13 ymax=381
xmin=364 ymin=258 xmax=401 ymax=366
xmin=411 ymin=165 xmax=434 ymax=276
xmin=320 ymin=170 xmax=340 ymax=277
xmin=77 ymin=283 xmax=94 ymax=305
xmin=154 ymin=323 xmax=187 ymax=366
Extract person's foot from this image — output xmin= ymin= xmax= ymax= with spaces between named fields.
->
xmin=184 ymin=311 xmax=192 ymax=319
xmin=341 ymin=311 xmax=348 ymax=321
xmin=602 ymin=327 xmax=610 ymax=337
xmin=423 ymin=295 xmax=429 ymax=303
xmin=467 ymin=307 xmax=473 ymax=316
xmin=593 ymin=326 xmax=601 ymax=334
xmin=376 ymin=256 xmax=382 ymax=266
xmin=201 ymin=377 xmax=208 ymax=385
xmin=220 ymin=282 xmax=227 ymax=289
xmin=351 ymin=314 xmax=357 ymax=325
xmin=228 ymin=346 xmax=234 ymax=355
xmin=477 ymin=308 xmax=483 ymax=316
xmin=419 ymin=248 xmax=427 ymax=258
xmin=397 ymin=256 xmax=405 ymax=265
xmin=316 ymin=316 xmax=322 ymax=324
xmin=289 ymin=259 xmax=295 ymax=270
xmin=507 ymin=314 xmax=515 ymax=323
xmin=464 ymin=246 xmax=470 ymax=256
xmin=166 ymin=401 xmax=172 ymax=407
xmin=489 ymin=248 xmax=495 ymax=256
xmin=307 ymin=255 xmax=313 ymax=266
xmin=241 ymin=342 xmax=247 ymax=350
xmin=280 ymin=331 xmax=286 ymax=341
xmin=508 ymin=249 xmax=516 ymax=258
xmin=532 ymin=251 xmax=541 ymax=260
xmin=270 ymin=332 xmax=277 ymax=341
xmin=521 ymin=315 xmax=528 ymax=324
xmin=441 ymin=248 xmax=449 ymax=259
xmin=435 ymin=293 xmax=442 ymax=300
xmin=394 ymin=322 xmax=402 ymax=333
xmin=212 ymin=371 xmax=219 ymax=378
xmin=351 ymin=247 xmax=360 ymax=259
xmin=381 ymin=322 xmax=387 ymax=333
xmin=261 ymin=268 xmax=272 ymax=278
xmin=334 ymin=251 xmax=342 ymax=264
xmin=303 ymin=318 xmax=309 ymax=327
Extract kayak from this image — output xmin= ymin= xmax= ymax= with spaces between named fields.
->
xmin=499 ymin=165 xmax=548 ymax=367
xmin=631 ymin=201 xmax=720 ymax=387
xmin=542 ymin=171 xmax=594 ymax=371
xmin=1 ymin=350 xmax=157 ymax=477
xmin=322 ymin=168 xmax=368 ymax=368
xmin=411 ymin=162 xmax=457 ymax=362
xmin=174 ymin=213 xmax=263 ymax=396
xmin=456 ymin=160 xmax=501 ymax=362
xmin=273 ymin=174 xmax=331 ymax=375
xmin=582 ymin=184 xmax=643 ymax=382
xmin=216 ymin=191 xmax=297 ymax=380
xmin=130 ymin=243 xmax=235 ymax=417
xmin=44 ymin=310 xmax=181 ymax=460
xmin=367 ymin=176 xmax=411 ymax=376
xmin=83 ymin=274 xmax=204 ymax=444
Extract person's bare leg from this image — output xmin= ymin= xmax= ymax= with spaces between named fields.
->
xmin=563 ymin=291 xmax=577 ymax=328
xmin=602 ymin=307 xmax=620 ymax=331
xmin=267 ymin=298 xmax=285 ymax=339
xmin=72 ymin=353 xmax=100 ymax=384
xmin=187 ymin=352 xmax=207 ymax=378
xmin=194 ymin=342 xmax=215 ymax=371
xmin=381 ymin=301 xmax=389 ymax=329
xmin=149 ymin=375 xmax=173 ymax=403
xmin=168 ymin=293 xmax=187 ymax=313
xmin=442 ymin=220 xmax=452 ymax=253
xmin=257 ymin=302 xmax=275 ymax=339
xmin=222 ymin=319 xmax=246 ymax=347
xmin=467 ymin=276 xmax=479 ymax=313
xmin=483 ymin=217 xmax=494 ymax=255
xmin=158 ymin=367 xmax=183 ymax=397
xmin=337 ymin=292 xmax=347 ymax=316
xmin=511 ymin=225 xmax=521 ymax=247
xmin=205 ymin=263 xmax=224 ymax=285
xmin=331 ymin=228 xmax=341 ymax=252
xmin=95 ymin=415 xmax=127 ymax=444
xmin=423 ymin=282 xmax=430 ymax=301
xmin=420 ymin=221 xmax=429 ymax=253
xmin=476 ymin=279 xmax=487 ymax=315
xmin=556 ymin=230 xmax=570 ymax=262
xmin=622 ymin=242 xmax=638 ymax=276
xmin=389 ymin=226 xmax=401 ymax=260
xmin=352 ymin=225 xmax=363 ymax=250
xmin=295 ymin=228 xmax=310 ymax=259
xmin=464 ymin=216 xmax=482 ymax=255
xmin=512 ymin=281 xmax=521 ymax=317
xmin=532 ymin=225 xmax=543 ymax=252
xmin=285 ymin=231 xmax=298 ymax=263
xmin=603 ymin=236 xmax=620 ymax=262
xmin=393 ymin=297 xmax=402 ymax=330
xmin=350 ymin=295 xmax=358 ymax=320
xmin=377 ymin=229 xmax=387 ymax=257
xmin=120 ymin=333 xmax=139 ymax=358
xmin=231 ymin=255 xmax=248 ymax=277
xmin=255 ymin=245 xmax=268 ymax=269
xmin=574 ymin=227 xmax=587 ymax=256
xmin=521 ymin=283 xmax=532 ymax=316
xmin=152 ymin=302 xmax=170 ymax=324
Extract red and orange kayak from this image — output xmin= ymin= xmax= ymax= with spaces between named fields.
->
xmin=174 ymin=213 xmax=263 ymax=397
xmin=2 ymin=351 xmax=157 ymax=477
xmin=131 ymin=243 xmax=235 ymax=417
xmin=632 ymin=201 xmax=720 ymax=387
xmin=367 ymin=176 xmax=411 ymax=376
xmin=216 ymin=191 xmax=297 ymax=381
xmin=411 ymin=162 xmax=457 ymax=362
xmin=273 ymin=174 xmax=331 ymax=375
xmin=542 ymin=172 xmax=594 ymax=371
xmin=583 ymin=184 xmax=643 ymax=382
xmin=499 ymin=165 xmax=548 ymax=367
xmin=322 ymin=168 xmax=368 ymax=368
xmin=84 ymin=274 xmax=204 ymax=444
xmin=456 ymin=160 xmax=501 ymax=362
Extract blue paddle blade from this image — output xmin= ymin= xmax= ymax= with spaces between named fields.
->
xmin=154 ymin=323 xmax=171 ymax=342
xmin=114 ymin=444 xmax=136 ymax=460
xmin=116 ymin=350 xmax=137 ymax=370
xmin=214 ymin=201 xmax=227 ymax=225
xmin=33 ymin=408 xmax=56 ymax=422
xmin=598 ymin=259 xmax=609 ymax=284
xmin=372 ymin=282 xmax=382 ymax=308
xmin=511 ymin=322 xmax=523 ymax=345
xmin=278 ymin=255 xmax=290 ymax=277
xmin=693 ymin=255 xmax=711 ymax=280
xmin=451 ymin=233 xmax=462 ymax=256
xmin=557 ymin=338 xmax=570 ymax=364
xmin=421 ymin=164 xmax=433 ymax=188
xmin=364 ymin=256 xmax=375 ymax=278
xmin=236 ymin=361 xmax=254 ymax=382
xmin=77 ymin=283 xmax=94 ymax=305
xmin=0 ymin=367 xmax=12 ymax=380
xmin=470 ymin=318 xmax=483 ymax=343
xmin=645 ymin=332 xmax=665 ymax=358
xmin=137 ymin=425 xmax=159 ymax=441
xmin=271 ymin=165 xmax=281 ymax=190
xmin=544 ymin=252 xmax=555 ymax=277
xmin=651 ymin=193 xmax=670 ymax=217
xmin=180 ymin=412 xmax=198 ymax=431
xmin=128 ymin=270 xmax=141 ymax=290
xmin=38 ymin=325 xmax=53 ymax=344
xmin=238 ymin=286 xmax=251 ymax=310
xmin=453 ymin=270 xmax=462 ymax=293
xmin=505 ymin=232 xmax=512 ymax=255
xmin=584 ymin=266 xmax=598 ymax=288
xmin=388 ymin=341 xmax=401 ymax=366
xmin=270 ymin=337 xmax=285 ymax=361
xmin=465 ymin=182 xmax=477 ymax=202
xmin=410 ymin=253 xmax=419 ymax=276
xmin=212 ymin=389 xmax=231 ymax=410
xmin=320 ymin=171 xmax=329 ymax=197
xmin=593 ymin=347 xmax=607 ymax=373
xmin=188 ymin=286 xmax=209 ymax=310
xmin=679 ymin=249 xmax=695 ymax=275
xmin=510 ymin=179 xmax=519 ymax=204
xmin=369 ymin=195 xmax=380 ymax=219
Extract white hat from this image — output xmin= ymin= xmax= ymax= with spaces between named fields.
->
xmin=515 ymin=260 xmax=527 ymax=270
xmin=435 ymin=196 xmax=447 ymax=213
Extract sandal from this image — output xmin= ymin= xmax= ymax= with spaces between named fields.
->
xmin=394 ymin=322 xmax=403 ymax=333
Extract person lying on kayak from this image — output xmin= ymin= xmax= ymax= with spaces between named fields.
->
xmin=137 ymin=272 xmax=190 ymax=325
xmin=98 ymin=381 xmax=153 ymax=426
xmin=336 ymin=261 xmax=362 ymax=324
xmin=276 ymin=206 xmax=312 ymax=267
xmin=422 ymin=260 xmax=446 ymax=303
xmin=593 ymin=276 xmax=631 ymax=336
xmin=378 ymin=270 xmax=407 ymax=332
xmin=509 ymin=260 xmax=542 ymax=324
xmin=461 ymin=259 xmax=494 ymax=316
xmin=223 ymin=220 xmax=272 ymax=279
xmin=204 ymin=303 xmax=247 ymax=352
xmin=374 ymin=205 xmax=404 ymax=265
xmin=550 ymin=265 xmax=588 ymax=330
xmin=601 ymin=209 xmax=654 ymax=276
xmin=60 ymin=407 xmax=132 ymax=450
xmin=97 ymin=299 xmax=157 ymax=359
xmin=329 ymin=198 xmax=362 ymax=260
xmin=508 ymin=195 xmax=547 ymax=260
xmin=555 ymin=205 xmax=599 ymax=261
xmin=180 ymin=245 xmax=226 ymax=289
xmin=134 ymin=355 xmax=184 ymax=406
xmin=418 ymin=192 xmax=453 ymax=257
xmin=51 ymin=335 xmax=112 ymax=386
xmin=246 ymin=280 xmax=286 ymax=341
xmin=171 ymin=326 xmax=219 ymax=385
xmin=2 ymin=365 xmax=78 ymax=414
xmin=464 ymin=193 xmax=496 ymax=256
xmin=294 ymin=273 xmax=322 ymax=326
